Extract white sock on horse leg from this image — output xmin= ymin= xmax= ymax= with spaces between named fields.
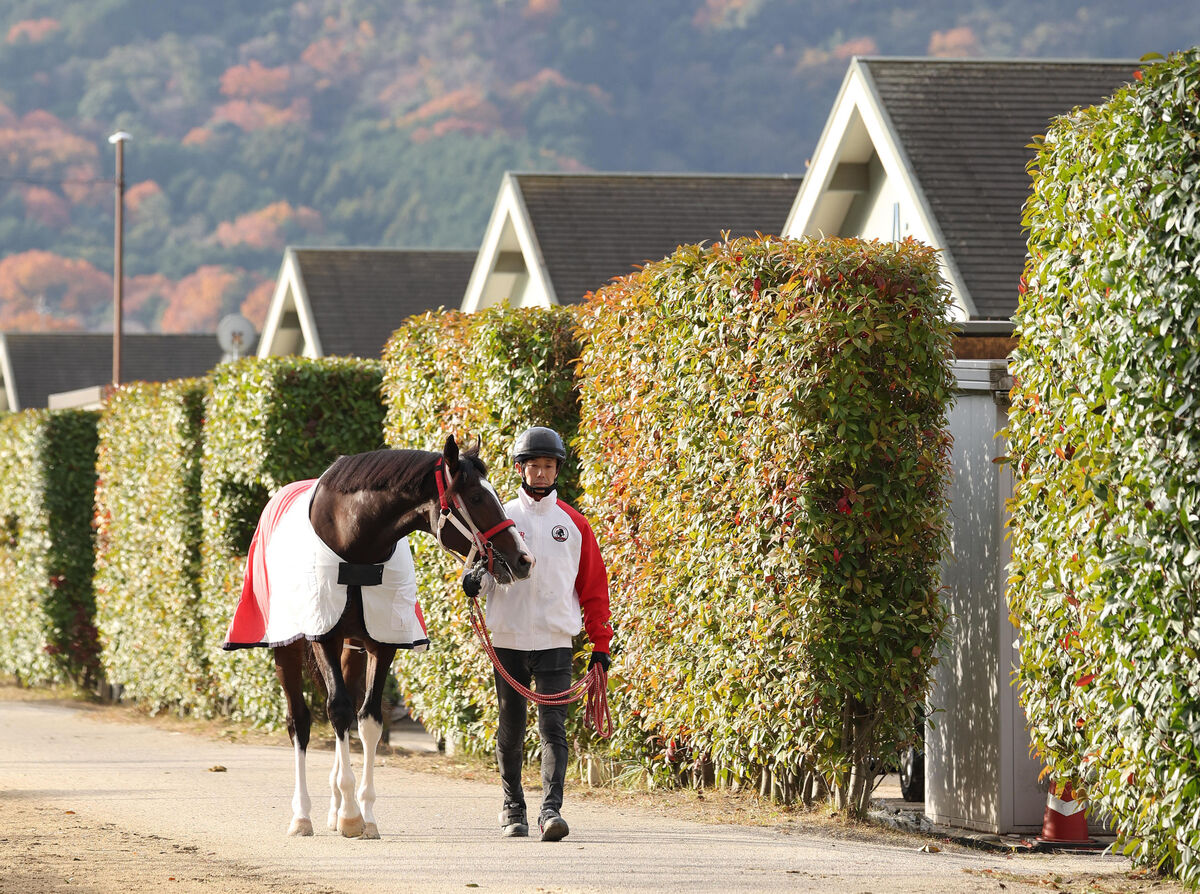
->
xmin=288 ymin=740 xmax=313 ymax=836
xmin=327 ymin=744 xmax=343 ymax=831
xmin=356 ymin=716 xmax=383 ymax=839
xmin=334 ymin=732 xmax=363 ymax=837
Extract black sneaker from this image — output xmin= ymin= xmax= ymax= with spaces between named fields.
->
xmin=539 ymin=810 xmax=569 ymax=842
xmin=499 ymin=807 xmax=528 ymax=838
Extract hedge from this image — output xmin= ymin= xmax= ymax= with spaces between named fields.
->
xmin=576 ymin=235 xmax=955 ymax=813
xmin=1009 ymin=50 xmax=1199 ymax=884
xmin=93 ymin=379 xmax=208 ymax=713
xmin=381 ymin=304 xmax=581 ymax=753
xmin=0 ymin=409 xmax=99 ymax=687
xmin=201 ymin=357 xmax=386 ymax=724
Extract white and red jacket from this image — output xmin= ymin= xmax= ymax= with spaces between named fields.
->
xmin=486 ymin=487 xmax=613 ymax=653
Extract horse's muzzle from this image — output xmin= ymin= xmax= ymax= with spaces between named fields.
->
xmin=490 ymin=549 xmax=534 ymax=585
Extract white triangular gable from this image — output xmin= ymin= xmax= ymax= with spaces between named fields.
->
xmin=257 ymin=248 xmax=324 ymax=357
xmin=0 ymin=335 xmax=17 ymax=411
xmin=783 ymin=58 xmax=974 ymax=320
xmin=460 ymin=173 xmax=556 ymax=312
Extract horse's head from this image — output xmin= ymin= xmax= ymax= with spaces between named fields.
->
xmin=435 ymin=435 xmax=534 ymax=584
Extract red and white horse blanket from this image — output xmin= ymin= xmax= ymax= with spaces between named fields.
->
xmin=223 ymin=479 xmax=428 ymax=651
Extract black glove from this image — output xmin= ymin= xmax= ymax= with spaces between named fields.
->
xmin=461 ymin=566 xmax=487 ymax=598
xmin=588 ymin=651 xmax=611 ymax=673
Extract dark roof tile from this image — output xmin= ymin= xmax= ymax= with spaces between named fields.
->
xmin=512 ymin=174 xmax=801 ymax=304
xmin=863 ymin=59 xmax=1137 ymax=319
xmin=2 ymin=333 xmax=222 ymax=410
xmin=291 ymin=248 xmax=476 ymax=357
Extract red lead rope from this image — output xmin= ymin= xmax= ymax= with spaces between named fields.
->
xmin=466 ymin=594 xmax=613 ymax=738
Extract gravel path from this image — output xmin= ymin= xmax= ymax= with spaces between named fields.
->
xmin=0 ymin=698 xmax=1171 ymax=894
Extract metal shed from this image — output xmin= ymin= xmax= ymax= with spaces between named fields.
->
xmin=925 ymin=358 xmax=1045 ymax=834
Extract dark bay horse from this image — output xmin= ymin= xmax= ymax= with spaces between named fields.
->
xmin=226 ymin=436 xmax=532 ymax=838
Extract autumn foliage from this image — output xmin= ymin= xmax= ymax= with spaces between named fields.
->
xmin=220 ymin=60 xmax=292 ymax=99
xmin=0 ymin=251 xmax=109 ymax=330
xmin=213 ymin=201 xmax=323 ymax=251
xmin=158 ymin=266 xmax=239 ymax=333
xmin=6 ymin=18 xmax=60 ymax=44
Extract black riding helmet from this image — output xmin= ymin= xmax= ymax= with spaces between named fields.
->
xmin=513 ymin=426 xmax=566 ymax=497
xmin=513 ymin=426 xmax=567 ymax=464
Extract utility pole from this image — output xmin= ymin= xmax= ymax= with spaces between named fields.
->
xmin=108 ymin=131 xmax=131 ymax=386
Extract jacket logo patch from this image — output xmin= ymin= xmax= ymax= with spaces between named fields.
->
xmin=551 ymin=525 xmax=569 ymax=542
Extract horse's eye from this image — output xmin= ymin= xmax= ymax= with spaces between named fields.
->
xmin=468 ymin=492 xmax=483 ymax=505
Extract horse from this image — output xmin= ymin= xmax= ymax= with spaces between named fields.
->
xmin=223 ymin=435 xmax=533 ymax=838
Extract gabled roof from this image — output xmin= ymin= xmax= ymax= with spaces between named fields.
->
xmin=0 ymin=333 xmax=223 ymax=411
xmin=258 ymin=247 xmax=477 ymax=359
xmin=785 ymin=57 xmax=1137 ymax=323
xmin=461 ymin=172 xmax=802 ymax=311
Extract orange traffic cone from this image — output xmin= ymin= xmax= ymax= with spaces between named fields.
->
xmin=1037 ymin=781 xmax=1092 ymax=845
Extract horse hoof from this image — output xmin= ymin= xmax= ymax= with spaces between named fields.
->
xmin=359 ymin=822 xmax=380 ymax=840
xmin=327 ymin=811 xmax=339 ymax=832
xmin=288 ymin=818 xmax=314 ymax=837
xmin=338 ymin=815 xmax=365 ymax=838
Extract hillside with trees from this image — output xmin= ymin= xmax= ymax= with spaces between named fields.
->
xmin=0 ymin=0 xmax=1193 ymax=333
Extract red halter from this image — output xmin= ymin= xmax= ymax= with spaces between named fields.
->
xmin=433 ymin=458 xmax=516 ymax=576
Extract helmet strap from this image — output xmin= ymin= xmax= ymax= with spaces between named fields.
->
xmin=521 ymin=480 xmax=556 ymax=498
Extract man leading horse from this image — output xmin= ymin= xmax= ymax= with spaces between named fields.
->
xmin=463 ymin=426 xmax=614 ymax=842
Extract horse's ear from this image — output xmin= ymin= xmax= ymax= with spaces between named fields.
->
xmin=443 ymin=434 xmax=460 ymax=474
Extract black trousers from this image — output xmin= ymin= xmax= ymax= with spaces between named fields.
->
xmin=494 ymin=646 xmax=572 ymax=824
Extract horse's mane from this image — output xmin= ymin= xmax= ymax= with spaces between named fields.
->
xmin=319 ymin=446 xmax=488 ymax=496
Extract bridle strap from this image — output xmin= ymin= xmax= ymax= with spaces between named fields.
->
xmin=431 ymin=458 xmax=515 ymax=575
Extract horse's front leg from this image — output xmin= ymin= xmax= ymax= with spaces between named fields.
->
xmin=274 ymin=643 xmax=314 ymax=837
xmin=312 ymin=637 xmax=364 ymax=838
xmin=356 ymin=644 xmax=398 ymax=839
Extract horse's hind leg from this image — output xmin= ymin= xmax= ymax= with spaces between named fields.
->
xmin=274 ymin=642 xmax=313 ymax=837
xmin=356 ymin=643 xmax=398 ymax=839
xmin=323 ymin=643 xmax=363 ymax=830
xmin=312 ymin=637 xmax=364 ymax=838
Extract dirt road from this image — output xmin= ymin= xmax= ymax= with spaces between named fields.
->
xmin=0 ymin=696 xmax=1177 ymax=894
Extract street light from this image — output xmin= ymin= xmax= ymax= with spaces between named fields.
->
xmin=108 ymin=131 xmax=131 ymax=386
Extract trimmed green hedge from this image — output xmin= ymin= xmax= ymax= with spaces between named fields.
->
xmin=381 ymin=304 xmax=581 ymax=752
xmin=577 ymin=236 xmax=955 ymax=812
xmin=94 ymin=379 xmax=208 ymax=713
xmin=201 ymin=357 xmax=386 ymax=724
xmin=1009 ymin=50 xmax=1199 ymax=884
xmin=0 ymin=409 xmax=99 ymax=687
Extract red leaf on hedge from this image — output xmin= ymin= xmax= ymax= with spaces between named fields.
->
xmin=1074 ymin=673 xmax=1096 ymax=687
xmin=832 ymin=548 xmax=842 ymax=562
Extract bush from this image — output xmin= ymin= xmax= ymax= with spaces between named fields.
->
xmin=0 ymin=410 xmax=99 ymax=687
xmin=381 ymin=304 xmax=581 ymax=753
xmin=94 ymin=379 xmax=208 ymax=713
xmin=200 ymin=357 xmax=385 ymax=725
xmin=576 ymin=235 xmax=955 ymax=813
xmin=1008 ymin=50 xmax=1200 ymax=884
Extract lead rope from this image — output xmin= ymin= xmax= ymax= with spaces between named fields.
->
xmin=464 ymin=581 xmax=612 ymax=738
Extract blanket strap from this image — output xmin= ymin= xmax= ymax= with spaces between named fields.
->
xmin=338 ymin=562 xmax=385 ymax=587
